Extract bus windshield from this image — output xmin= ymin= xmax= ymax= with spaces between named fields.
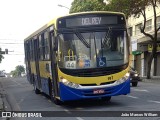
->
xmin=57 ymin=29 xmax=129 ymax=69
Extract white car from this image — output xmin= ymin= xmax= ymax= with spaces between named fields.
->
xmin=0 ymin=71 xmax=6 ymax=77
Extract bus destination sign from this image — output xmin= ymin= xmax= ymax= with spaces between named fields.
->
xmin=81 ymin=17 xmax=101 ymax=26
xmin=65 ymin=16 xmax=118 ymax=27
xmin=57 ymin=14 xmax=125 ymax=28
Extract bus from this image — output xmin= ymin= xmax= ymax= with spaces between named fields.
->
xmin=24 ymin=11 xmax=130 ymax=105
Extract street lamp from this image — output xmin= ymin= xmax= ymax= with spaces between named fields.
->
xmin=58 ymin=4 xmax=69 ymax=10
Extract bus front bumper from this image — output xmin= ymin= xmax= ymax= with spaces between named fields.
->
xmin=59 ymin=79 xmax=130 ymax=101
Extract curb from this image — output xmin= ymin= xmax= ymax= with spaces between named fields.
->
xmin=141 ymin=77 xmax=160 ymax=83
xmin=0 ymin=81 xmax=4 ymax=111
xmin=0 ymin=94 xmax=4 ymax=111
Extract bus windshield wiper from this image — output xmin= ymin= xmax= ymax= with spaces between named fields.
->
xmin=75 ymin=32 xmax=90 ymax=48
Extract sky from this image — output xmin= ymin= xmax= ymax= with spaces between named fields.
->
xmin=0 ymin=0 xmax=73 ymax=73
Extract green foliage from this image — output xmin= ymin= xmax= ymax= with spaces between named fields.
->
xmin=69 ymin=0 xmax=160 ymax=78
xmin=108 ymin=0 xmax=160 ymax=78
xmin=107 ymin=0 xmax=160 ymax=18
xmin=10 ymin=65 xmax=25 ymax=77
xmin=107 ymin=0 xmax=132 ymax=18
xmin=0 ymin=48 xmax=4 ymax=63
xmin=70 ymin=0 xmax=109 ymax=13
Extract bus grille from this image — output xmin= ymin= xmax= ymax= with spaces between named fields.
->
xmin=59 ymin=64 xmax=128 ymax=77
xmin=80 ymin=81 xmax=115 ymax=86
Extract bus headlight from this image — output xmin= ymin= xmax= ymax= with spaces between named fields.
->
xmin=134 ymin=73 xmax=138 ymax=77
xmin=60 ymin=77 xmax=80 ymax=89
xmin=116 ymin=72 xmax=130 ymax=85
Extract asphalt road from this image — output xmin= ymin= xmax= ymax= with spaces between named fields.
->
xmin=0 ymin=77 xmax=160 ymax=120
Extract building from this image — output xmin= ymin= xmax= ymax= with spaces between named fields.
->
xmin=128 ymin=5 xmax=160 ymax=77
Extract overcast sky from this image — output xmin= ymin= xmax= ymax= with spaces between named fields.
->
xmin=0 ymin=0 xmax=73 ymax=73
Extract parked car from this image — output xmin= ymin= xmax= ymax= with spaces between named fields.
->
xmin=0 ymin=71 xmax=6 ymax=77
xmin=130 ymin=67 xmax=140 ymax=87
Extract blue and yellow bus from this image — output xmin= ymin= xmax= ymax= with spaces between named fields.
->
xmin=24 ymin=11 xmax=130 ymax=105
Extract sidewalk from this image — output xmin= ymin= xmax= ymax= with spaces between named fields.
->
xmin=0 ymin=93 xmax=3 ymax=111
xmin=141 ymin=76 xmax=160 ymax=83
xmin=0 ymin=81 xmax=4 ymax=111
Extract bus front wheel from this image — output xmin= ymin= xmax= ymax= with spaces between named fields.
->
xmin=51 ymin=96 xmax=62 ymax=105
xmin=50 ymin=85 xmax=62 ymax=105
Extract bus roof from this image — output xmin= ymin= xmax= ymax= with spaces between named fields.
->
xmin=58 ymin=11 xmax=125 ymax=18
xmin=24 ymin=11 xmax=125 ymax=41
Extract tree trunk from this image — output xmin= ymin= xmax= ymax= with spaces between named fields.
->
xmin=153 ymin=54 xmax=157 ymax=76
xmin=147 ymin=53 xmax=154 ymax=79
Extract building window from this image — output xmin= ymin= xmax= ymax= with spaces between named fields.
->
xmin=128 ymin=27 xmax=132 ymax=36
xmin=38 ymin=32 xmax=50 ymax=60
xmin=157 ymin=16 xmax=160 ymax=29
xmin=145 ymin=19 xmax=152 ymax=32
xmin=135 ymin=23 xmax=142 ymax=35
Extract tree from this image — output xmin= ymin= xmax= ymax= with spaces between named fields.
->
xmin=10 ymin=65 xmax=25 ymax=77
xmin=0 ymin=48 xmax=4 ymax=63
xmin=106 ymin=0 xmax=132 ymax=18
xmin=70 ymin=0 xmax=108 ymax=13
xmin=108 ymin=0 xmax=160 ymax=79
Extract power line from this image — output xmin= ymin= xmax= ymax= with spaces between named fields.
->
xmin=0 ymin=43 xmax=23 ymax=44
xmin=5 ymin=54 xmax=24 ymax=55
xmin=0 ymin=39 xmax=22 ymax=41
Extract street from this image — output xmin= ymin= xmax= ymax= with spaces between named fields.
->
xmin=0 ymin=77 xmax=160 ymax=120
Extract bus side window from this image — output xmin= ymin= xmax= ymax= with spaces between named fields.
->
xmin=29 ymin=40 xmax=34 ymax=61
xmin=39 ymin=34 xmax=45 ymax=60
xmin=44 ymin=31 xmax=50 ymax=60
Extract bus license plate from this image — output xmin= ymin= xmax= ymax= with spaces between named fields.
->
xmin=93 ymin=89 xmax=105 ymax=94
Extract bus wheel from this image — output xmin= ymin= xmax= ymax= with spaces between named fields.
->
xmin=50 ymin=88 xmax=62 ymax=105
xmin=101 ymin=96 xmax=111 ymax=102
xmin=33 ymin=80 xmax=40 ymax=94
xmin=52 ymin=96 xmax=62 ymax=105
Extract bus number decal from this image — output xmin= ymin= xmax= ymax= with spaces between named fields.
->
xmin=65 ymin=61 xmax=76 ymax=69
xmin=108 ymin=76 xmax=113 ymax=81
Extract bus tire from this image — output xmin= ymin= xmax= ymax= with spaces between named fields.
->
xmin=49 ymin=80 xmax=62 ymax=105
xmin=101 ymin=96 xmax=111 ymax=102
xmin=33 ymin=79 xmax=40 ymax=94
xmin=52 ymin=97 xmax=62 ymax=105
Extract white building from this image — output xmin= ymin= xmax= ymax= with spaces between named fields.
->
xmin=128 ymin=5 xmax=160 ymax=77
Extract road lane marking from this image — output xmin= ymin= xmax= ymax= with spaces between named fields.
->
xmin=148 ymin=100 xmax=160 ymax=104
xmin=63 ymin=110 xmax=84 ymax=120
xmin=126 ymin=95 xmax=138 ymax=99
xmin=64 ymin=109 xmax=72 ymax=114
xmin=132 ymin=88 xmax=149 ymax=92
xmin=76 ymin=117 xmax=84 ymax=120
xmin=6 ymin=84 xmax=19 ymax=87
xmin=10 ymin=79 xmax=23 ymax=86
xmin=75 ymin=107 xmax=84 ymax=110
xmin=18 ymin=98 xmax=24 ymax=104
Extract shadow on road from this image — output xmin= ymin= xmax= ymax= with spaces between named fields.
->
xmin=60 ymin=98 xmax=124 ymax=110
